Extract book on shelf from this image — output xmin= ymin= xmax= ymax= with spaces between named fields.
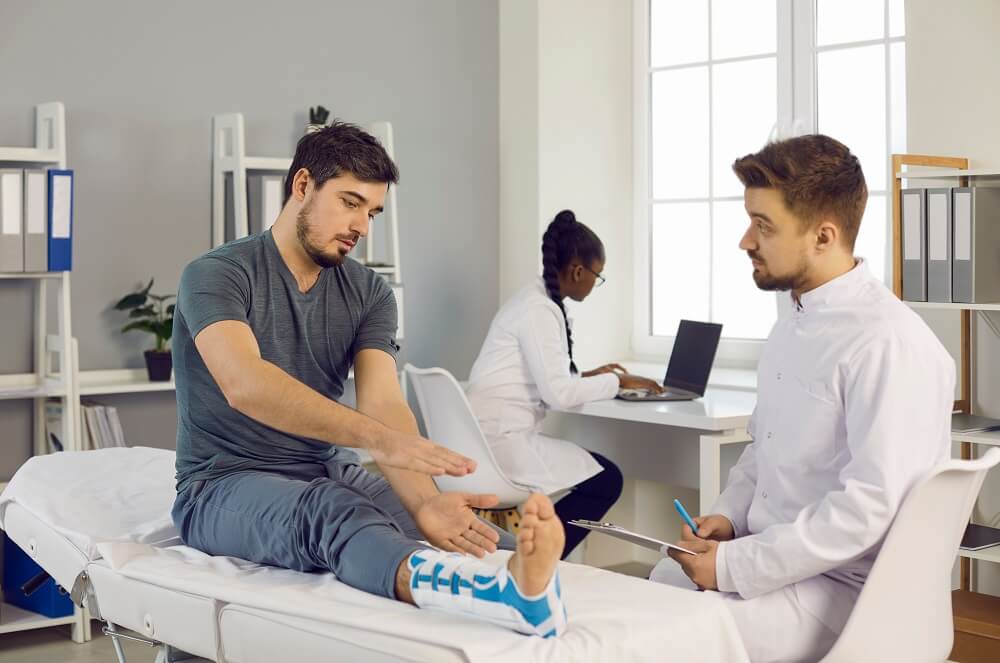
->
xmin=960 ymin=524 xmax=1000 ymax=551
xmin=951 ymin=413 xmax=1000 ymax=434
xmin=81 ymin=401 xmax=127 ymax=449
xmin=43 ymin=400 xmax=65 ymax=453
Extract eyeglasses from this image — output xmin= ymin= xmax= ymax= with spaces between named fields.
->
xmin=582 ymin=265 xmax=606 ymax=288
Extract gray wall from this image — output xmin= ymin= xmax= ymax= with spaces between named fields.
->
xmin=0 ymin=0 xmax=499 ymax=477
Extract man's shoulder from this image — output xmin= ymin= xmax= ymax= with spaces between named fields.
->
xmin=847 ymin=285 xmax=950 ymax=365
xmin=182 ymin=235 xmax=265 ymax=281
xmin=202 ymin=234 xmax=265 ymax=267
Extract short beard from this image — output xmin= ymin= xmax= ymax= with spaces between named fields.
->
xmin=296 ymin=201 xmax=345 ymax=269
xmin=750 ymin=253 xmax=809 ymax=292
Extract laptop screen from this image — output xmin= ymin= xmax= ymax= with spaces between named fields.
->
xmin=663 ymin=320 xmax=723 ymax=395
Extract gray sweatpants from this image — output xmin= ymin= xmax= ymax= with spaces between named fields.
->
xmin=172 ymin=459 xmax=515 ymax=599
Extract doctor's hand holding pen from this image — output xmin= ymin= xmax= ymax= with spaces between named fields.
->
xmin=582 ymin=364 xmax=665 ymax=394
xmin=680 ymin=514 xmax=736 ymax=542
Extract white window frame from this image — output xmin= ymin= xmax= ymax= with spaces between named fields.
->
xmin=632 ymin=0 xmax=901 ymax=366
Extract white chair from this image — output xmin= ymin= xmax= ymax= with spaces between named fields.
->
xmin=820 ymin=447 xmax=1000 ymax=663
xmin=404 ymin=364 xmax=536 ymax=508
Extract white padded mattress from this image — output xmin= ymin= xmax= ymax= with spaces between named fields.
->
xmin=0 ymin=448 xmax=750 ymax=662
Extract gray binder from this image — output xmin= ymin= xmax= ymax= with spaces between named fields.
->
xmin=0 ymin=169 xmax=25 ymax=272
xmin=901 ymin=188 xmax=926 ymax=301
xmin=952 ymin=187 xmax=1000 ymax=304
xmin=247 ymin=174 xmax=284 ymax=235
xmin=23 ymin=169 xmax=48 ymax=272
xmin=223 ymin=172 xmax=235 ymax=243
xmin=926 ymin=188 xmax=952 ymax=302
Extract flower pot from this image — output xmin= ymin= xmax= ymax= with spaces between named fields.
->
xmin=144 ymin=350 xmax=173 ymax=382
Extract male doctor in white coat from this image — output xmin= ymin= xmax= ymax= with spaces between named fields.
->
xmin=651 ymin=134 xmax=955 ymax=663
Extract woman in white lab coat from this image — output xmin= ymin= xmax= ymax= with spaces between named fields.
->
xmin=466 ymin=210 xmax=661 ymax=558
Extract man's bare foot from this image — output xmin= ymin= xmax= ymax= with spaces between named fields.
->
xmin=507 ymin=494 xmax=564 ymax=596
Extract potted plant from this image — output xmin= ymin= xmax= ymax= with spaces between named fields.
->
xmin=114 ymin=278 xmax=175 ymax=381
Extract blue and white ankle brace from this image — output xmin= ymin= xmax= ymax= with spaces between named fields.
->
xmin=407 ymin=549 xmax=567 ymax=638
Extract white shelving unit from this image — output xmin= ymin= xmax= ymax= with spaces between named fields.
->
xmin=908 ymin=301 xmax=1000 ymax=312
xmin=895 ymin=167 xmax=1000 ymax=180
xmin=0 ymin=102 xmax=89 ymax=643
xmin=894 ymin=154 xmax=1000 ymax=635
xmin=77 ymin=369 xmax=175 ymax=396
xmin=0 ymin=603 xmax=79 ymax=637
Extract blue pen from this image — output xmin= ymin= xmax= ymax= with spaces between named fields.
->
xmin=673 ymin=499 xmax=700 ymax=538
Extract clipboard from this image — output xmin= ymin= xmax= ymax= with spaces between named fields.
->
xmin=569 ymin=520 xmax=696 ymax=555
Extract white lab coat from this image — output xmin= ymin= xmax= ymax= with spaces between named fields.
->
xmin=652 ymin=260 xmax=954 ymax=663
xmin=466 ymin=279 xmax=619 ymax=494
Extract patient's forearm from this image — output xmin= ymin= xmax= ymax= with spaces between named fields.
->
xmin=227 ymin=357 xmax=386 ymax=450
xmin=359 ymin=400 xmax=439 ymax=514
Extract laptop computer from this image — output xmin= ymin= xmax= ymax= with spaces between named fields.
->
xmin=617 ymin=319 xmax=723 ymax=402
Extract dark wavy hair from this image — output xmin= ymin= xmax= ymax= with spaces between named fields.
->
xmin=541 ymin=210 xmax=605 ymax=374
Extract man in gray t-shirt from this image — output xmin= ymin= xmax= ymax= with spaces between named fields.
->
xmin=173 ymin=229 xmax=399 ymax=491
xmin=170 ymin=122 xmax=569 ymax=638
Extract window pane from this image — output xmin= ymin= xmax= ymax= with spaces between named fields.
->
xmin=854 ymin=194 xmax=887 ymax=284
xmin=712 ymin=57 xmax=776 ymax=198
xmin=712 ymin=201 xmax=777 ymax=340
xmin=651 ymin=0 xmax=708 ymax=67
xmin=652 ymin=67 xmax=710 ymax=199
xmin=711 ymin=0 xmax=776 ymax=60
xmin=817 ymin=0 xmax=885 ymax=46
xmin=889 ymin=0 xmax=905 ymax=37
xmin=818 ymin=45 xmax=887 ymax=191
xmin=652 ymin=202 xmax=710 ymax=335
xmin=890 ymin=42 xmax=907 ymax=154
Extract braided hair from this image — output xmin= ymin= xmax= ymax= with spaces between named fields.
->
xmin=540 ymin=210 xmax=605 ymax=374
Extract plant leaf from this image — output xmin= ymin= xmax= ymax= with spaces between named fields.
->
xmin=129 ymin=305 xmax=155 ymax=318
xmin=121 ymin=320 xmax=156 ymax=335
xmin=149 ymin=294 xmax=167 ymax=302
xmin=141 ymin=278 xmax=154 ymax=296
xmin=114 ymin=293 xmax=147 ymax=310
xmin=166 ymin=304 xmax=175 ymax=316
xmin=157 ymin=320 xmax=173 ymax=342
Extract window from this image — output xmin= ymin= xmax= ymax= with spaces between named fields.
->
xmin=634 ymin=0 xmax=906 ymax=362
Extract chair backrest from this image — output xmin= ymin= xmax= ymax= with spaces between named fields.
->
xmin=404 ymin=364 xmax=535 ymax=508
xmin=821 ymin=447 xmax=1000 ymax=663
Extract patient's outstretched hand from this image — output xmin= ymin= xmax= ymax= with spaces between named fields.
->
xmin=415 ymin=492 xmax=501 ymax=557
xmin=368 ymin=430 xmax=477 ymax=477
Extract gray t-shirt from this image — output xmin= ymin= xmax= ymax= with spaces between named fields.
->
xmin=173 ymin=230 xmax=398 ymax=491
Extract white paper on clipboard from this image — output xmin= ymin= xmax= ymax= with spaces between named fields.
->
xmin=569 ymin=520 xmax=696 ymax=555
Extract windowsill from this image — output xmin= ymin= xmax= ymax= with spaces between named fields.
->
xmin=617 ymin=360 xmax=758 ymax=392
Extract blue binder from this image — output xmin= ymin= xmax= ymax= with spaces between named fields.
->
xmin=47 ymin=169 xmax=73 ymax=271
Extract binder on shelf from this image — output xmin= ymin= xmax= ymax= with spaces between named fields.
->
xmin=0 ymin=168 xmax=25 ymax=272
xmin=952 ymin=187 xmax=1000 ymax=304
xmin=47 ymin=169 xmax=73 ymax=271
xmin=247 ymin=174 xmax=284 ymax=235
xmin=392 ymin=284 xmax=405 ymax=341
xmin=23 ymin=168 xmax=48 ymax=272
xmin=901 ymin=188 xmax=926 ymax=302
xmin=223 ymin=172 xmax=235 ymax=243
xmin=926 ymin=187 xmax=952 ymax=303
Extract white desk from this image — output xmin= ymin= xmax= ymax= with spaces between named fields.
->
xmin=553 ymin=366 xmax=758 ymax=514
